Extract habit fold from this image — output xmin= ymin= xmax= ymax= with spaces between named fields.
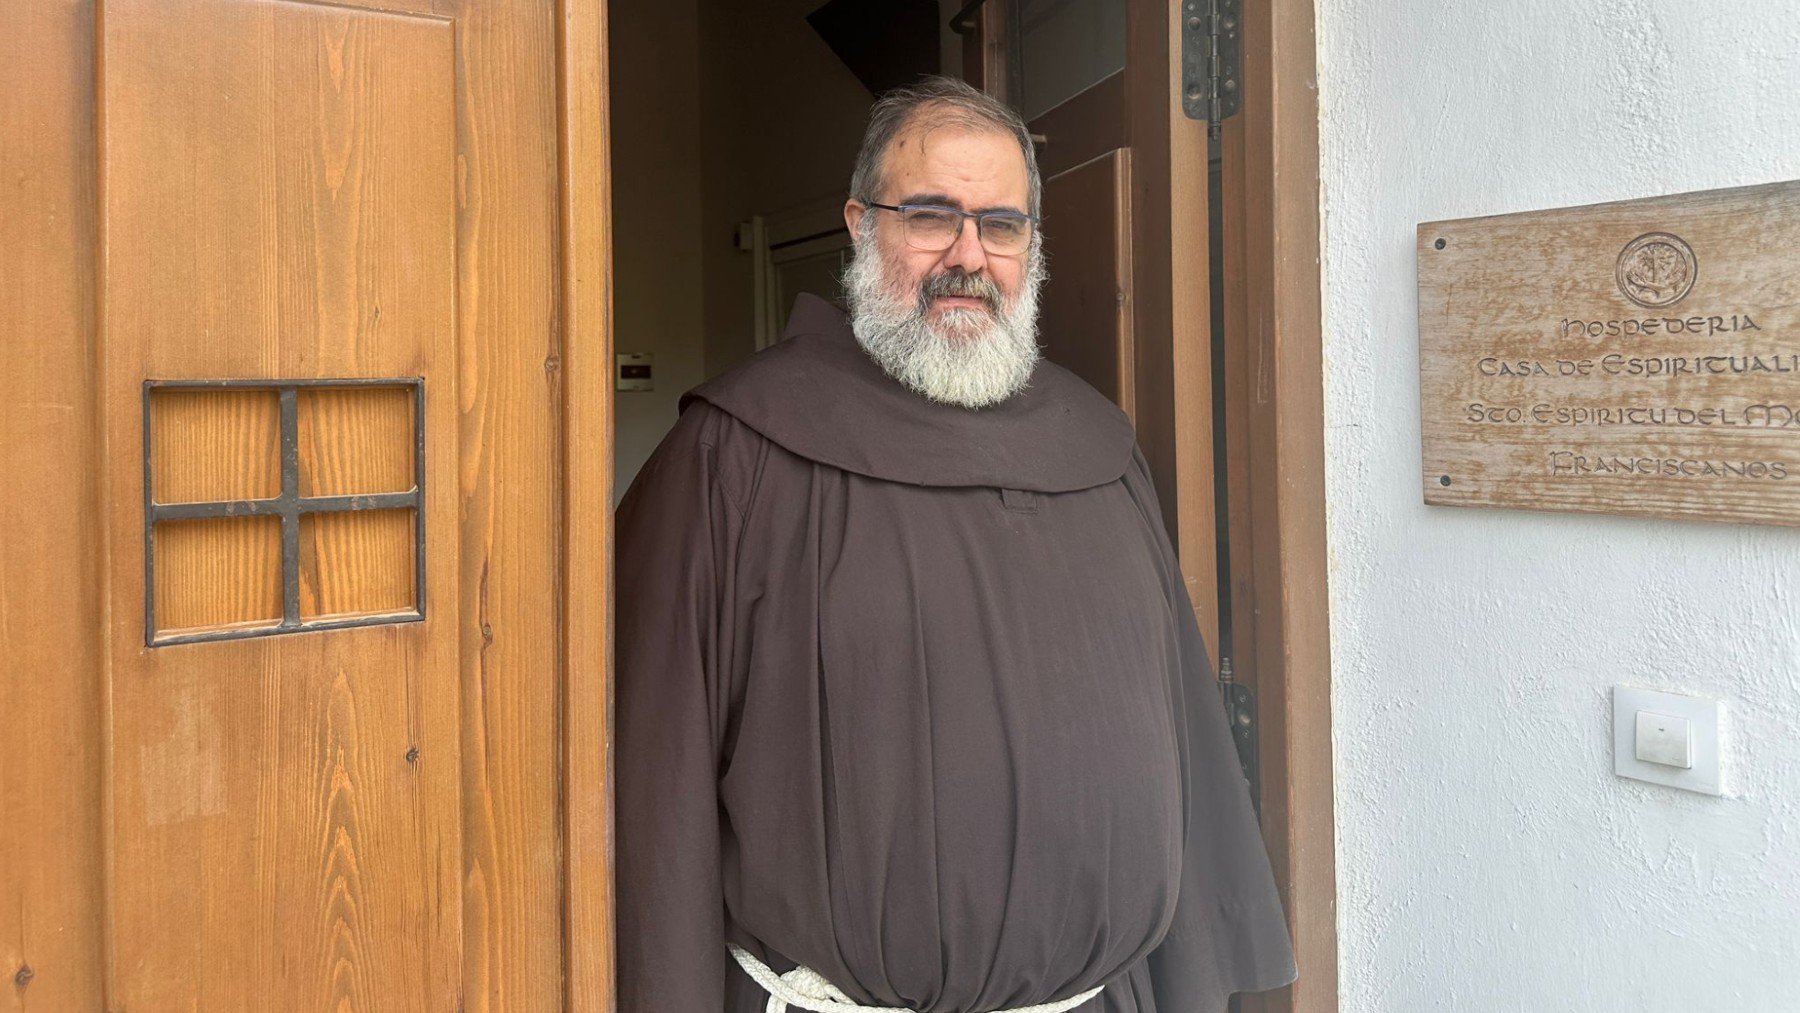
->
xmin=614 ymin=293 xmax=1298 ymax=1013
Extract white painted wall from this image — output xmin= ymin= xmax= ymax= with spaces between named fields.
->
xmin=1314 ymin=2 xmax=1800 ymax=1010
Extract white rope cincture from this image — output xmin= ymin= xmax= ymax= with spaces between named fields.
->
xmin=727 ymin=942 xmax=1108 ymax=1013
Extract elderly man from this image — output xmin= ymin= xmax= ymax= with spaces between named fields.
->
xmin=615 ymin=76 xmax=1296 ymax=1012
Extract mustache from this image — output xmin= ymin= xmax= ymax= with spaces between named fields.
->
xmin=918 ymin=270 xmax=1002 ymax=312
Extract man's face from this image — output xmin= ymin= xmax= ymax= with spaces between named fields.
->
xmin=841 ymin=120 xmax=1046 ymax=410
xmin=844 ymin=124 xmax=1033 ymax=331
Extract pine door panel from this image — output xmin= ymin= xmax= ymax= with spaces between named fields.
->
xmin=4 ymin=0 xmax=607 ymax=1006
xmin=99 ymin=2 xmax=461 ymax=1008
xmin=0 ymin=3 xmax=107 ymax=1009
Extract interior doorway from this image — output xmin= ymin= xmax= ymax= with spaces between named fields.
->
xmin=606 ymin=1 xmax=1335 ymax=1010
xmin=607 ymin=0 xmax=1166 ymax=489
xmin=607 ymin=0 xmax=1171 ymax=507
xmin=607 ymin=0 xmax=906 ymax=501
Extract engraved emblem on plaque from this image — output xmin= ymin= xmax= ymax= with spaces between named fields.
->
xmin=1616 ymin=231 xmax=1698 ymax=309
xmin=1419 ymin=179 xmax=1800 ymax=529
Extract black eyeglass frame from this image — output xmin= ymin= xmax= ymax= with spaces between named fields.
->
xmin=863 ymin=201 xmax=1041 ymax=255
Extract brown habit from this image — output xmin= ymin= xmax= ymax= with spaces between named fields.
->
xmin=615 ymin=294 xmax=1297 ymax=1012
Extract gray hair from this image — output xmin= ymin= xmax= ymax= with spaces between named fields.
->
xmin=848 ymin=75 xmax=1042 ymax=217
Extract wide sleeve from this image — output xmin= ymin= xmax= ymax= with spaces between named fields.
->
xmin=1128 ymin=454 xmax=1299 ymax=1010
xmin=614 ymin=401 xmax=760 ymax=1011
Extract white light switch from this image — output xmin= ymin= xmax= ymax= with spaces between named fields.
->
xmin=1634 ymin=710 xmax=1692 ymax=768
xmin=1613 ymin=687 xmax=1722 ymax=795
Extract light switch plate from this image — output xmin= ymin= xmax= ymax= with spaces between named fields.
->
xmin=1613 ymin=687 xmax=1721 ymax=795
xmin=1634 ymin=710 xmax=1692 ymax=768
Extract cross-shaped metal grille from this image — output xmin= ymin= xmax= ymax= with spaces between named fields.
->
xmin=143 ymin=378 xmax=426 ymax=647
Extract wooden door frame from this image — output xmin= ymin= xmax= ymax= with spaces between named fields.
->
xmin=557 ymin=0 xmax=616 ymax=1008
xmin=1219 ymin=0 xmax=1336 ymax=1009
xmin=964 ymin=1 xmax=1337 ymax=1010
xmin=1125 ymin=0 xmax=1222 ymax=667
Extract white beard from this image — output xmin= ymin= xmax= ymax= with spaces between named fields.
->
xmin=841 ymin=218 xmax=1047 ymax=410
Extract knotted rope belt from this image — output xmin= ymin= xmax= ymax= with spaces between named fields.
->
xmin=727 ymin=942 xmax=1107 ymax=1013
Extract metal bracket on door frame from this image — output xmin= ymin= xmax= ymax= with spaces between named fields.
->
xmin=1217 ymin=656 xmax=1261 ymax=815
xmin=1181 ymin=0 xmax=1242 ymax=127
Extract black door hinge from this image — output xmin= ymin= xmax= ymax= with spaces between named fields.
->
xmin=1217 ymin=657 xmax=1261 ymax=816
xmin=1181 ymin=0 xmax=1241 ymax=128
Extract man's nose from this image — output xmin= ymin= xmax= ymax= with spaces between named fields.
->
xmin=939 ymin=216 xmax=989 ymax=274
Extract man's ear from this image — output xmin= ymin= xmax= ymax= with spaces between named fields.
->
xmin=843 ymin=199 xmax=865 ymax=236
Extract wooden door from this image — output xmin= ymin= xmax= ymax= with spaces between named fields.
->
xmin=963 ymin=0 xmax=1220 ymax=663
xmin=1 ymin=0 xmax=613 ymax=1008
xmin=966 ymin=5 xmax=1332 ymax=1012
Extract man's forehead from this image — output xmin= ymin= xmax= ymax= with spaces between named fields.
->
xmin=883 ymin=119 xmax=1029 ymax=208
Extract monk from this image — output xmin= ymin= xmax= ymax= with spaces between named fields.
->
xmin=614 ymin=75 xmax=1297 ymax=1013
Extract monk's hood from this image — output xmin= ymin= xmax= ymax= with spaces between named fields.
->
xmin=677 ymin=293 xmax=1136 ymax=493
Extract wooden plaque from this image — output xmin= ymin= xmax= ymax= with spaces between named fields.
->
xmin=1419 ymin=179 xmax=1800 ymax=526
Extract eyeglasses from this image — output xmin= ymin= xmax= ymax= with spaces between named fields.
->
xmin=864 ymin=202 xmax=1040 ymax=257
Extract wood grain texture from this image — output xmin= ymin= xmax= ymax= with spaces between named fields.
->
xmin=556 ymin=0 xmax=617 ymax=1006
xmin=99 ymin=2 xmax=461 ymax=1008
xmin=1419 ymin=181 xmax=1800 ymax=527
xmin=446 ymin=0 xmax=569 ymax=1006
xmin=151 ymin=388 xmax=283 ymax=503
xmin=0 ymin=2 xmax=106 ymax=1008
xmin=1220 ymin=0 xmax=1337 ymax=1006
xmin=155 ymin=515 xmax=286 ymax=631
xmin=10 ymin=0 xmax=607 ymax=1006
xmin=1040 ymin=149 xmax=1136 ymax=424
xmin=298 ymin=385 xmax=416 ymax=497
xmin=300 ymin=508 xmax=417 ymax=618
